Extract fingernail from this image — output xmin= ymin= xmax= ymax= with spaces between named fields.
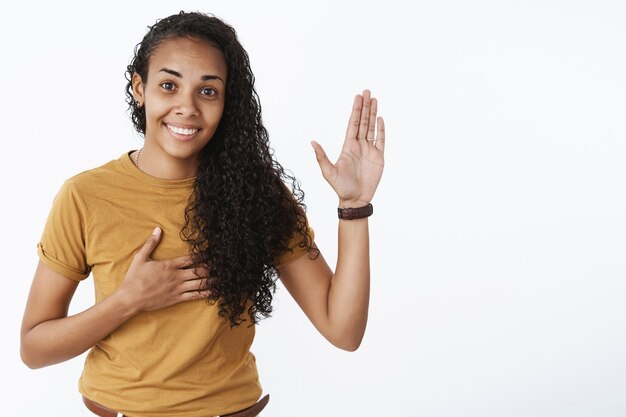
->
xmin=152 ymin=227 xmax=161 ymax=236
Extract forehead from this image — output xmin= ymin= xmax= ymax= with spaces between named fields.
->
xmin=148 ymin=37 xmax=227 ymax=79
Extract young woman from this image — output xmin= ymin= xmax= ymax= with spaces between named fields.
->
xmin=20 ymin=11 xmax=385 ymax=417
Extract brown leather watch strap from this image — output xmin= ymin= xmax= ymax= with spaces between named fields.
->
xmin=337 ymin=203 xmax=373 ymax=220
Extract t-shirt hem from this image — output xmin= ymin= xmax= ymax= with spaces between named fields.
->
xmin=79 ymin=385 xmax=264 ymax=417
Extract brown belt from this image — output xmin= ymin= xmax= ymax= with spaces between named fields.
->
xmin=83 ymin=394 xmax=270 ymax=417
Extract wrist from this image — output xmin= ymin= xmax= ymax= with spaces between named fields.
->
xmin=338 ymin=198 xmax=370 ymax=209
xmin=110 ymin=287 xmax=141 ymax=319
xmin=337 ymin=202 xmax=373 ymax=220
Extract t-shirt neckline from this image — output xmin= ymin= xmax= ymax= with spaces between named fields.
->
xmin=120 ymin=150 xmax=196 ymax=189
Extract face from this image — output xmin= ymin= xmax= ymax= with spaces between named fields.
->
xmin=132 ymin=37 xmax=228 ymax=165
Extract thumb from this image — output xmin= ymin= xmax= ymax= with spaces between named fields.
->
xmin=136 ymin=226 xmax=162 ymax=262
xmin=310 ymin=141 xmax=336 ymax=181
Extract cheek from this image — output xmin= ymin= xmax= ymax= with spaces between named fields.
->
xmin=144 ymin=102 xmax=169 ymax=125
xmin=206 ymin=102 xmax=225 ymax=124
xmin=203 ymin=112 xmax=224 ymax=139
xmin=213 ymin=109 xmax=225 ymax=124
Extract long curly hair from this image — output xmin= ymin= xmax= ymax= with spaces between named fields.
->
xmin=124 ymin=11 xmax=317 ymax=327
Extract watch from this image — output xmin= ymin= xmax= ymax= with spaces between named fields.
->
xmin=337 ymin=203 xmax=373 ymax=220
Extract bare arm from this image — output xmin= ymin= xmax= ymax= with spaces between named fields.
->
xmin=278 ymin=90 xmax=384 ymax=351
xmin=278 ymin=219 xmax=369 ymax=351
xmin=20 ymin=227 xmax=209 ymax=369
xmin=21 ymin=261 xmax=135 ymax=368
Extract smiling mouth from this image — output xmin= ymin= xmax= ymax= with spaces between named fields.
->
xmin=166 ymin=124 xmax=200 ymax=136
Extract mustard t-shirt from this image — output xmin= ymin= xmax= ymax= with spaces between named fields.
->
xmin=37 ymin=151 xmax=313 ymax=417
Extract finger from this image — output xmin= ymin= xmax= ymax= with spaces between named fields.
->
xmin=344 ymin=94 xmax=363 ymax=140
xmin=135 ymin=227 xmax=162 ymax=262
xmin=357 ymin=90 xmax=371 ymax=140
xmin=366 ymin=98 xmax=378 ymax=143
xmin=311 ymin=141 xmax=337 ymax=182
xmin=181 ymin=289 xmax=210 ymax=302
xmin=171 ymin=254 xmax=196 ymax=269
xmin=181 ymin=277 xmax=209 ymax=292
xmin=375 ymin=116 xmax=385 ymax=152
xmin=181 ymin=267 xmax=209 ymax=281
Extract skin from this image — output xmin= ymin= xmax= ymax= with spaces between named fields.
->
xmin=20 ymin=36 xmax=386 ymax=369
xmin=131 ymin=37 xmax=228 ymax=179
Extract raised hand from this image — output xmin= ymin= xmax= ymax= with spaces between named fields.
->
xmin=118 ymin=227 xmax=210 ymax=312
xmin=311 ymin=90 xmax=385 ymax=208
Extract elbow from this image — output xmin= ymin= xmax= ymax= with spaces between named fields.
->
xmin=338 ymin=339 xmax=363 ymax=352
xmin=20 ymin=340 xmax=47 ymax=370
xmin=22 ymin=360 xmax=42 ymax=370
xmin=20 ymin=348 xmax=39 ymax=369
xmin=21 ymin=354 xmax=50 ymax=370
xmin=330 ymin=334 xmax=364 ymax=352
xmin=338 ymin=342 xmax=361 ymax=352
xmin=324 ymin=321 xmax=367 ymax=352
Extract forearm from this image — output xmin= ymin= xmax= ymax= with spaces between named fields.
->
xmin=327 ymin=216 xmax=370 ymax=350
xmin=21 ymin=291 xmax=137 ymax=369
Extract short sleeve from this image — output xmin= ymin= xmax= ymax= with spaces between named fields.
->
xmin=275 ymin=226 xmax=315 ymax=267
xmin=37 ymin=180 xmax=91 ymax=281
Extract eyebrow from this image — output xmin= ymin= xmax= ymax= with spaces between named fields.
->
xmin=159 ymin=67 xmax=224 ymax=83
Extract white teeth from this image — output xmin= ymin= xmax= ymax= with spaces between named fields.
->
xmin=167 ymin=125 xmax=198 ymax=135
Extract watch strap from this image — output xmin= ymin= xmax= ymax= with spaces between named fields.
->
xmin=337 ymin=203 xmax=373 ymax=220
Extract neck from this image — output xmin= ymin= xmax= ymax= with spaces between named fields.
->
xmin=136 ymin=145 xmax=199 ymax=180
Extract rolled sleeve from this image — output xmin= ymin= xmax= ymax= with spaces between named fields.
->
xmin=37 ymin=180 xmax=91 ymax=281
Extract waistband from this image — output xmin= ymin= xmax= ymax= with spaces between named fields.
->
xmin=83 ymin=394 xmax=270 ymax=417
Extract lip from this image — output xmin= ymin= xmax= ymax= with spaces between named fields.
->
xmin=164 ymin=122 xmax=202 ymax=142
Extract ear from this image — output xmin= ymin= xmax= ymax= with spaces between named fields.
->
xmin=131 ymin=73 xmax=145 ymax=104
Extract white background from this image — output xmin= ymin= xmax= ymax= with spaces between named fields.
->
xmin=1 ymin=0 xmax=625 ymax=416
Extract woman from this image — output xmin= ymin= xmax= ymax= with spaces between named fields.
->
xmin=20 ymin=11 xmax=385 ymax=417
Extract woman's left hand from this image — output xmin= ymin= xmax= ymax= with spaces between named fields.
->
xmin=311 ymin=89 xmax=385 ymax=208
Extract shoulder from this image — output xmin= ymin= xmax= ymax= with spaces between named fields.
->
xmin=61 ymin=152 xmax=131 ymax=193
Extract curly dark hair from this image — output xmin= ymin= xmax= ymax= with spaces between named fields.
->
xmin=124 ymin=11 xmax=317 ymax=327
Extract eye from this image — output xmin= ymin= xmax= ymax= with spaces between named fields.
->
xmin=200 ymin=87 xmax=217 ymax=96
xmin=160 ymin=81 xmax=175 ymax=91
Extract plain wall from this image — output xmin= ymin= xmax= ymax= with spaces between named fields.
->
xmin=2 ymin=0 xmax=625 ymax=415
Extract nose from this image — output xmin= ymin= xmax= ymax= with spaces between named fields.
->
xmin=174 ymin=92 xmax=199 ymax=116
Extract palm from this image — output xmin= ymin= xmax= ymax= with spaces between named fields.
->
xmin=312 ymin=90 xmax=386 ymax=206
